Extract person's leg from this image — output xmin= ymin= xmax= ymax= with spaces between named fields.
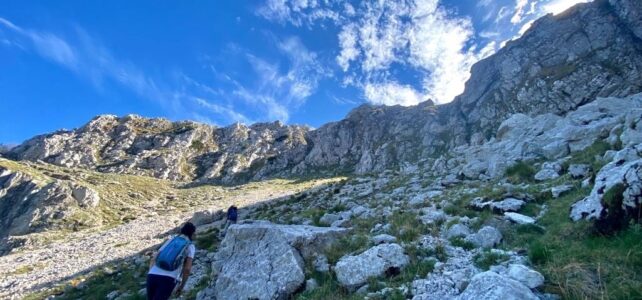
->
xmin=146 ymin=274 xmax=157 ymax=300
xmin=151 ymin=275 xmax=177 ymax=300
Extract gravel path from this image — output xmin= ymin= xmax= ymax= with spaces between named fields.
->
xmin=0 ymin=187 xmax=301 ymax=299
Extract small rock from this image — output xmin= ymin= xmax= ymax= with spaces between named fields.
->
xmin=356 ymin=284 xmax=370 ymax=295
xmin=319 ymin=213 xmax=341 ymax=226
xmin=465 ymin=226 xmax=502 ymax=248
xmin=534 ymin=162 xmax=561 ymax=181
xmin=507 ymin=264 xmax=545 ymax=289
xmin=372 ymin=234 xmax=397 ymax=244
xmin=446 ymin=224 xmax=471 ymax=239
xmin=568 ymin=164 xmax=590 ymax=179
xmin=106 ymin=291 xmax=119 ymax=300
xmin=504 ymin=212 xmax=536 ymax=225
xmin=490 ymin=198 xmax=526 ymax=212
xmin=551 ymin=185 xmax=573 ymax=198
xmin=305 ymin=278 xmax=319 ymax=292
xmin=313 ymin=255 xmax=330 ymax=273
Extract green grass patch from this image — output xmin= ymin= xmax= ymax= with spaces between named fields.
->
xmin=194 ymin=227 xmax=221 ymax=252
xmin=473 ymin=250 xmax=510 ymax=270
xmin=300 ymin=207 xmax=326 ymax=226
xmin=505 ymin=161 xmax=536 ymax=183
xmin=563 ymin=140 xmax=612 ymax=172
xmin=53 ymin=263 xmax=147 ymax=300
xmin=389 ymin=211 xmax=431 ymax=243
xmin=295 ymin=271 xmax=362 ymax=300
xmin=325 ymin=234 xmax=370 ymax=265
xmin=501 ymin=184 xmax=642 ymax=299
xmin=449 ymin=237 xmax=476 ymax=250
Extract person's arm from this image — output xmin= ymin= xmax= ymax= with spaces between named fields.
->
xmin=175 ymin=257 xmax=193 ymax=296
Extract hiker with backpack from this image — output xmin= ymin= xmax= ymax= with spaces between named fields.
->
xmin=222 ymin=205 xmax=238 ymax=237
xmin=147 ymin=222 xmax=197 ymax=300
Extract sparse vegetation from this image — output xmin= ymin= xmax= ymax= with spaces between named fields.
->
xmin=389 ymin=211 xmax=430 ymax=242
xmin=505 ymin=160 xmax=536 ymax=183
xmin=449 ymin=236 xmax=475 ymax=250
xmin=473 ymin=250 xmax=510 ymax=270
xmin=501 ymin=185 xmax=642 ymax=299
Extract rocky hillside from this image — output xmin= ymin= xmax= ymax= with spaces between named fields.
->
xmin=7 ymin=0 xmax=642 ymax=184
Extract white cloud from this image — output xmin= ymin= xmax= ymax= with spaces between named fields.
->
xmin=193 ymin=97 xmax=252 ymax=124
xmin=477 ymin=0 xmax=493 ymax=8
xmin=0 ymin=17 xmax=249 ymax=125
xmin=203 ymin=36 xmax=327 ymax=123
xmin=0 ymin=17 xmax=78 ymax=69
xmin=364 ymin=82 xmax=423 ymax=106
xmin=543 ymin=0 xmax=589 ymax=15
xmin=495 ymin=6 xmax=511 ymax=23
xmin=511 ymin=0 xmax=531 ymax=24
xmin=257 ymin=0 xmax=340 ymax=27
xmin=333 ymin=0 xmax=490 ymax=104
xmin=336 ymin=24 xmax=359 ymax=71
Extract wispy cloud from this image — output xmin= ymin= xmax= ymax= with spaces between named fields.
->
xmin=0 ymin=17 xmax=250 ymax=125
xmin=200 ymin=36 xmax=328 ymax=123
xmin=257 ymin=0 xmax=340 ymax=27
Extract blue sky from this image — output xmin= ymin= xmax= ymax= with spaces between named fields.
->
xmin=0 ymin=0 xmax=588 ymax=144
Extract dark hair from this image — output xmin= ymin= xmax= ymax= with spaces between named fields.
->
xmin=180 ymin=222 xmax=196 ymax=241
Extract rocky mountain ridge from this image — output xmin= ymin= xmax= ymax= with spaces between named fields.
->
xmin=7 ymin=0 xmax=642 ymax=185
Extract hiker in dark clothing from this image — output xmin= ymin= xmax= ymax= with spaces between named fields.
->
xmin=147 ymin=222 xmax=196 ymax=300
xmin=222 ymin=205 xmax=238 ymax=236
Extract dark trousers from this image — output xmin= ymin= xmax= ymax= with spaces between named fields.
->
xmin=146 ymin=274 xmax=176 ymax=300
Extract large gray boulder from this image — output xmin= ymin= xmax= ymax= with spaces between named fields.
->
xmin=210 ymin=222 xmax=348 ymax=300
xmin=334 ymin=243 xmax=409 ymax=290
xmin=570 ymin=147 xmax=642 ymax=221
xmin=457 ymin=271 xmax=538 ymax=300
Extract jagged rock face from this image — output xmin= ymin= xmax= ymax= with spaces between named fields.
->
xmin=9 ymin=115 xmax=310 ymax=183
xmin=0 ymin=167 xmax=101 ymax=237
xmin=453 ymin=0 xmax=642 ymax=136
xmin=7 ymin=0 xmax=642 ymax=182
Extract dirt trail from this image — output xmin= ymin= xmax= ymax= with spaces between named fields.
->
xmin=0 ymin=187 xmax=301 ymax=299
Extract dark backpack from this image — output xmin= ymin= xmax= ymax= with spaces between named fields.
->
xmin=227 ymin=207 xmax=238 ymax=221
xmin=155 ymin=235 xmax=191 ymax=271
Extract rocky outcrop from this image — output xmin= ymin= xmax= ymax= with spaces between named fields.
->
xmin=6 ymin=0 xmax=642 ymax=183
xmin=204 ymin=222 xmax=348 ymax=300
xmin=570 ymin=147 xmax=642 ymax=232
xmin=444 ymin=93 xmax=642 ymax=180
xmin=8 ymin=116 xmax=309 ymax=184
xmin=0 ymin=166 xmax=101 ymax=237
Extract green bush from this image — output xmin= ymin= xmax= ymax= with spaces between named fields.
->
xmin=473 ymin=250 xmax=510 ymax=270
xmin=505 ymin=161 xmax=536 ymax=183
xmin=449 ymin=237 xmax=475 ymax=250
